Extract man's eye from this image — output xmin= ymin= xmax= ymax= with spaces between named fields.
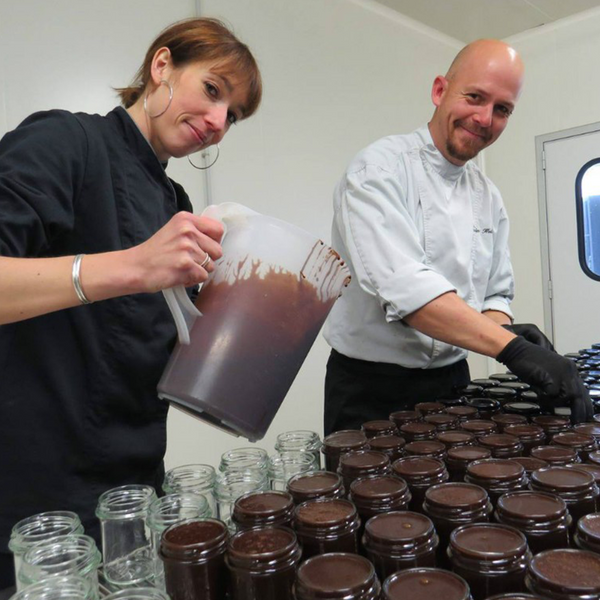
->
xmin=227 ymin=112 xmax=238 ymax=126
xmin=496 ymin=105 xmax=512 ymax=116
xmin=466 ymin=93 xmax=481 ymax=101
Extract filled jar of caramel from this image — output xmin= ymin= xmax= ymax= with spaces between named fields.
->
xmin=424 ymin=414 xmax=460 ymax=432
xmin=465 ymin=459 xmax=527 ymax=505
xmin=404 ymin=441 xmax=447 ymax=461
xmin=436 ymin=431 xmax=476 ymax=449
xmin=232 ymin=491 xmax=295 ymax=531
xmin=530 ymin=445 xmax=578 ymax=466
xmin=491 ymin=414 xmax=527 ymax=433
xmin=382 ymin=567 xmax=471 ymax=600
xmin=294 ymin=553 xmax=380 ymax=600
xmin=446 ymin=406 xmax=479 ymax=422
xmin=294 ymin=498 xmax=360 ymax=559
xmin=466 ymin=399 xmax=501 ymax=420
xmin=446 ymin=446 xmax=492 ymax=482
xmin=526 ymin=549 xmax=600 ymax=600
xmin=392 ymin=457 xmax=449 ymax=512
xmin=362 ymin=512 xmax=437 ymax=581
xmin=321 ymin=430 xmax=368 ymax=473
xmin=286 ymin=471 xmax=345 ymax=504
xmin=349 ymin=475 xmax=411 ymax=527
xmin=552 ymin=432 xmax=597 ymax=461
xmin=495 ymin=490 xmax=570 ymax=553
xmin=574 ymin=512 xmax=600 ymax=553
xmin=389 ymin=410 xmax=421 ymax=428
xmin=448 ymin=523 xmax=530 ymax=600
xmin=531 ymin=415 xmax=570 ymax=437
xmin=477 ymin=434 xmax=523 ymax=459
xmin=415 ymin=402 xmax=445 ymax=417
xmin=338 ymin=450 xmax=391 ymax=492
xmin=361 ymin=420 xmax=398 ymax=439
xmin=460 ymin=420 xmax=498 ymax=437
xmin=368 ymin=435 xmax=406 ymax=462
xmin=400 ymin=422 xmax=437 ymax=442
xmin=226 ymin=526 xmax=301 ymax=600
xmin=510 ymin=456 xmax=548 ymax=476
xmin=503 ymin=425 xmax=545 ymax=456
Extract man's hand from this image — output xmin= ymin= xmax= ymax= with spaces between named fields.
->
xmin=502 ymin=323 xmax=555 ymax=351
xmin=497 ymin=337 xmax=592 ymax=423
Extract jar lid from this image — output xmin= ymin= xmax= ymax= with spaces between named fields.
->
xmin=574 ymin=423 xmax=600 ymax=439
xmin=361 ymin=420 xmax=398 ymax=436
xmin=531 ymin=415 xmax=570 ymax=428
xmin=466 ymin=459 xmax=525 ymax=481
xmin=578 ymin=513 xmax=600 ymax=543
xmin=510 ymin=457 xmax=548 ymax=474
xmin=404 ymin=441 xmax=446 ymax=457
xmin=389 ymin=409 xmax=421 ymax=421
xmin=589 ymin=450 xmax=600 ymax=464
xmin=565 ymin=462 xmax=600 ymax=483
xmin=503 ymin=424 xmax=544 ymax=438
xmin=491 ymin=414 xmax=528 ymax=427
xmin=450 ymin=523 xmax=527 ymax=559
xmin=438 ymin=397 xmax=467 ymax=407
xmin=339 ymin=450 xmax=390 ymax=469
xmin=436 ymin=431 xmax=475 ymax=446
xmin=228 ymin=526 xmax=297 ymax=559
xmin=322 ymin=430 xmax=367 ymax=451
xmin=295 ymin=498 xmax=356 ymax=526
xmin=424 ymin=414 xmax=459 ymax=427
xmin=368 ymin=435 xmax=406 ymax=451
xmin=287 ymin=471 xmax=342 ymax=495
xmin=501 ymin=382 xmax=531 ymax=392
xmin=486 ymin=387 xmax=518 ymax=399
xmin=392 ymin=456 xmax=446 ymax=477
xmin=496 ymin=490 xmax=566 ymax=519
xmin=471 ymin=378 xmax=498 ymax=388
xmin=455 ymin=384 xmax=485 ymax=396
xmin=234 ymin=491 xmax=293 ymax=516
xmin=365 ymin=511 xmax=434 ymax=542
xmin=383 ymin=568 xmax=469 ymax=600
xmin=414 ymin=402 xmax=445 ymax=414
xmin=460 ymin=419 xmax=498 ymax=434
xmin=350 ymin=475 xmax=408 ymax=500
xmin=520 ymin=390 xmax=539 ymax=402
xmin=528 ymin=549 xmax=600 ymax=593
xmin=503 ymin=402 xmax=541 ymax=416
xmin=447 ymin=446 xmax=492 ymax=462
xmin=530 ymin=445 xmax=577 ymax=463
xmin=531 ymin=466 xmax=595 ymax=491
xmin=553 ymin=431 xmax=595 ymax=449
xmin=489 ymin=373 xmax=519 ymax=383
xmin=295 ymin=552 xmax=377 ymax=598
xmin=465 ymin=399 xmax=501 ymax=413
xmin=425 ymin=482 xmax=488 ymax=509
xmin=446 ymin=406 xmax=479 ymax=417
xmin=478 ymin=433 xmax=522 ymax=449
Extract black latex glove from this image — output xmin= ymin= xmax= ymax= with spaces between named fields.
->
xmin=497 ymin=336 xmax=593 ymax=423
xmin=502 ymin=323 xmax=555 ymax=351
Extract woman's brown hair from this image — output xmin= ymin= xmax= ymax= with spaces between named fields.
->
xmin=117 ymin=18 xmax=262 ymax=119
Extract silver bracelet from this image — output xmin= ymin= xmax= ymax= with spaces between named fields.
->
xmin=72 ymin=254 xmax=92 ymax=305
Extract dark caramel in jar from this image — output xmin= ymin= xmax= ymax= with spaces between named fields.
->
xmin=461 ymin=420 xmax=498 ymax=436
xmin=531 ymin=415 xmax=570 ymax=437
xmin=526 ymin=549 xmax=600 ymax=600
xmin=446 ymin=446 xmax=492 ymax=482
xmin=367 ymin=435 xmax=406 ymax=462
xmin=294 ymin=552 xmax=380 ymax=600
xmin=286 ymin=471 xmax=344 ymax=504
xmin=232 ymin=491 xmax=294 ymax=531
xmin=362 ymin=512 xmax=437 ymax=581
xmin=404 ymin=440 xmax=447 ymax=460
xmin=447 ymin=406 xmax=479 ymax=422
xmin=321 ymin=430 xmax=368 ymax=473
xmin=491 ymin=414 xmax=527 ymax=433
xmin=389 ymin=410 xmax=421 ymax=428
xmin=349 ymin=475 xmax=411 ymax=524
xmin=391 ymin=456 xmax=449 ymax=512
xmin=226 ymin=526 xmax=301 ymax=600
xmin=495 ymin=491 xmax=570 ymax=553
xmin=566 ymin=462 xmax=600 ymax=484
xmin=574 ymin=512 xmax=600 ymax=553
xmin=574 ymin=423 xmax=600 ymax=444
xmin=382 ymin=567 xmax=471 ymax=600
xmin=424 ymin=413 xmax=460 ymax=431
xmin=294 ymin=498 xmax=360 ymax=559
xmin=502 ymin=425 xmax=545 ymax=456
xmin=361 ymin=420 xmax=398 ymax=439
xmin=510 ymin=456 xmax=548 ymax=476
xmin=449 ymin=523 xmax=530 ymax=600
xmin=465 ymin=459 xmax=527 ymax=505
xmin=415 ymin=402 xmax=445 ymax=416
xmin=338 ymin=450 xmax=390 ymax=492
xmin=477 ymin=434 xmax=523 ymax=459
xmin=530 ymin=445 xmax=578 ymax=466
xmin=160 ymin=518 xmax=229 ymax=600
xmin=552 ymin=432 xmax=597 ymax=461
xmin=400 ymin=422 xmax=437 ymax=442
xmin=466 ymin=400 xmax=501 ymax=420
xmin=437 ymin=430 xmax=476 ymax=449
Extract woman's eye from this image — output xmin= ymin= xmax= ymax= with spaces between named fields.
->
xmin=227 ymin=112 xmax=238 ymax=126
xmin=205 ymin=82 xmax=219 ymax=98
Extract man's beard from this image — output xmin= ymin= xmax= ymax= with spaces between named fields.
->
xmin=445 ymin=121 xmax=491 ymax=162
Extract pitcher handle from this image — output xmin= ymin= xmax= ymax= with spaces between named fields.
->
xmin=162 ymin=286 xmax=203 ymax=345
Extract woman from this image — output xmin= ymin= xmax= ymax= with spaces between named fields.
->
xmin=0 ymin=17 xmax=261 ymax=588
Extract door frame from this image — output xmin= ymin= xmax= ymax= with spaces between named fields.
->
xmin=535 ymin=120 xmax=600 ymax=345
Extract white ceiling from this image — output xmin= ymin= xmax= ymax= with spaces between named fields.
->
xmin=373 ymin=0 xmax=600 ymax=42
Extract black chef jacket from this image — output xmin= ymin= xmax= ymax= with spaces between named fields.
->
xmin=0 ymin=107 xmax=192 ymax=550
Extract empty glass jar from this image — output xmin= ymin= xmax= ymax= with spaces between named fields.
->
xmin=162 ymin=464 xmax=217 ymax=517
xmin=268 ymin=451 xmax=318 ymax=490
xmin=219 ymin=448 xmax=269 ymax=477
xmin=274 ymin=430 xmax=322 ymax=467
xmin=8 ymin=575 xmax=93 ymax=600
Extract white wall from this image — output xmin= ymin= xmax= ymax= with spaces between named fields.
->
xmin=484 ymin=7 xmax=600 ymax=331
xmin=164 ymin=0 xmax=469 ymax=471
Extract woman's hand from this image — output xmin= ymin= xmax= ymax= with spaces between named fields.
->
xmin=124 ymin=211 xmax=224 ymax=293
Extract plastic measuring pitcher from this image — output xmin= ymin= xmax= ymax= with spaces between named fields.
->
xmin=158 ymin=203 xmax=351 ymax=442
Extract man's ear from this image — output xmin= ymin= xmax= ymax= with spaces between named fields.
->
xmin=431 ymin=75 xmax=448 ymax=108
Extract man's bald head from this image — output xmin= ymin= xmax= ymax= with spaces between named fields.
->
xmin=428 ymin=39 xmax=524 ymax=166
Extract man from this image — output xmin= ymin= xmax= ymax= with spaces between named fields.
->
xmin=324 ymin=39 xmax=591 ymax=434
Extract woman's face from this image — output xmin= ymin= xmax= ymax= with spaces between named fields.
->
xmin=146 ymin=60 xmax=248 ymax=161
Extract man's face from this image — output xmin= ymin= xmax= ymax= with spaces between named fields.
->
xmin=431 ymin=56 xmax=522 ymax=165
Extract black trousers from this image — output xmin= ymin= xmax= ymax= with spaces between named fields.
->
xmin=324 ymin=349 xmax=470 ymax=435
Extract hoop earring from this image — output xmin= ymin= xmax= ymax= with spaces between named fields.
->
xmin=143 ymin=79 xmax=173 ymax=118
xmin=188 ymin=144 xmax=220 ymax=170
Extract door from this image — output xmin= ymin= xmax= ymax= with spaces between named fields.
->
xmin=537 ymin=124 xmax=600 ymax=354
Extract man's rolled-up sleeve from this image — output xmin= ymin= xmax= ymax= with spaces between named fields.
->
xmin=336 ymin=163 xmax=456 ymax=322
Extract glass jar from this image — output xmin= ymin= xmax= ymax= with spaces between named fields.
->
xmin=495 ymin=491 xmax=570 ymax=553
xmin=215 ymin=470 xmax=269 ymax=531
xmin=389 ymin=410 xmax=421 ymax=428
xmin=460 ymin=420 xmax=498 ymax=437
xmin=226 ymin=526 xmax=301 ymax=600
xmin=446 ymin=446 xmax=492 ymax=482
xmin=447 ymin=406 xmax=479 ymax=422
xmin=349 ymin=475 xmax=411 ymax=527
xmin=162 ymin=464 xmax=217 ymax=517
xmin=294 ymin=498 xmax=361 ymax=559
xmin=9 ymin=511 xmax=84 ymax=591
xmin=486 ymin=596 xmax=540 ymax=600
xmin=104 ymin=590 xmax=170 ymax=600
xmin=338 ymin=450 xmax=391 ymax=492
xmin=465 ymin=459 xmax=528 ymax=505
xmin=404 ymin=441 xmax=447 ymax=460
xmin=511 ymin=456 xmax=548 ymax=475
xmin=268 ymin=451 xmax=318 ymax=490
xmin=8 ymin=575 xmax=93 ymax=600
xmin=414 ymin=402 xmax=445 ymax=416
xmin=275 ymin=430 xmax=322 ymax=467
xmin=436 ymin=430 xmax=476 ymax=449
xmin=286 ymin=471 xmax=345 ymax=504
xmin=466 ymin=399 xmax=501 ymax=420
xmin=574 ymin=513 xmax=600 ymax=553
xmin=449 ymin=523 xmax=530 ymax=600
xmin=368 ymin=435 xmax=406 ymax=462
xmin=552 ymin=432 xmax=597 ymax=461
xmin=219 ymin=448 xmax=269 ymax=476
xmin=503 ymin=425 xmax=546 ymax=456
xmin=530 ymin=466 xmax=599 ymax=527
xmin=321 ymin=430 xmax=369 ymax=473
xmin=18 ymin=535 xmax=101 ymax=597
xmin=530 ymin=445 xmax=578 ymax=466
xmin=477 ymin=434 xmax=523 ymax=459
xmin=159 ymin=518 xmax=228 ymax=600
xmin=503 ymin=403 xmax=541 ymax=419
xmin=362 ymin=512 xmax=437 ymax=581
xmin=232 ymin=490 xmax=295 ymax=531
xmin=424 ymin=414 xmax=460 ymax=431
xmin=382 ymin=567 xmax=471 ymax=600
xmin=531 ymin=416 xmax=570 ymax=437
xmin=95 ymin=484 xmax=156 ymax=587
xmin=294 ymin=553 xmax=380 ymax=600
xmin=574 ymin=423 xmax=600 ymax=445
xmin=423 ymin=482 xmax=492 ymax=567
xmin=489 ymin=373 xmax=519 ymax=384
xmin=361 ymin=420 xmax=399 ymax=438
xmin=147 ymin=492 xmax=212 ymax=588
xmin=491 ymin=414 xmax=527 ymax=433
xmin=526 ymin=549 xmax=600 ymax=600
xmin=391 ymin=457 xmax=449 ymax=512
xmin=400 ymin=422 xmax=437 ymax=442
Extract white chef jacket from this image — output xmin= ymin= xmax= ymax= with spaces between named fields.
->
xmin=324 ymin=125 xmax=514 ymax=369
